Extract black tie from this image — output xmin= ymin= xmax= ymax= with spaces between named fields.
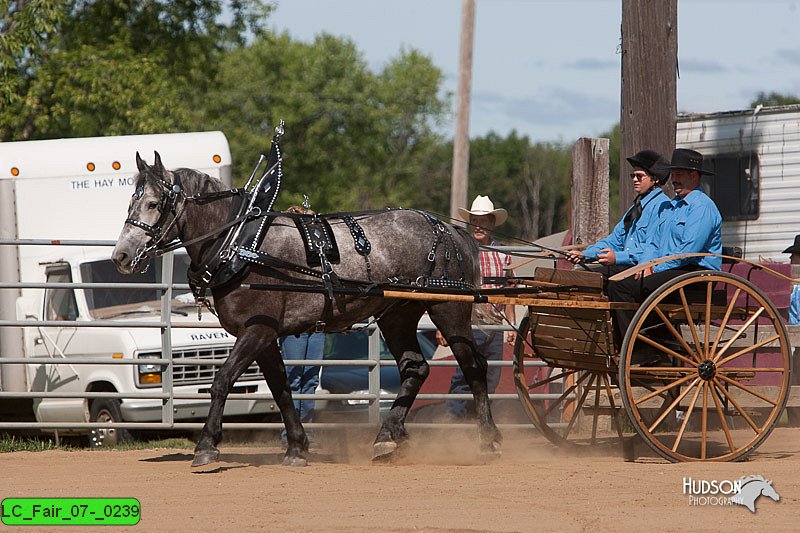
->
xmin=623 ymin=186 xmax=656 ymax=233
xmin=623 ymin=194 xmax=644 ymax=233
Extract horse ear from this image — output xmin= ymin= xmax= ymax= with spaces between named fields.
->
xmin=152 ymin=151 xmax=165 ymax=175
xmin=136 ymin=151 xmax=147 ymax=172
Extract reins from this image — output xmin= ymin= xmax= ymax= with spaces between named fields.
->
xmin=153 ymin=190 xmax=249 ymax=255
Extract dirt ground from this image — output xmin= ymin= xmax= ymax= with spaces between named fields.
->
xmin=1 ymin=425 xmax=799 ymax=533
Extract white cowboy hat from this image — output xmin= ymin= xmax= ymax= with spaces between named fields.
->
xmin=457 ymin=195 xmax=508 ymax=227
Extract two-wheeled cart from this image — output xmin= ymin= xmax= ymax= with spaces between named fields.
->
xmin=510 ymin=264 xmax=792 ymax=462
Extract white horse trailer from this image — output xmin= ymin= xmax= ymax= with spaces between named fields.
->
xmin=676 ymin=104 xmax=800 ymax=262
xmin=0 ymin=132 xmax=277 ymax=444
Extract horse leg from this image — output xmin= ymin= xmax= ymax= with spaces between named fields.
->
xmin=253 ymin=341 xmax=309 ymax=467
xmin=372 ymin=307 xmax=428 ymax=460
xmin=192 ymin=328 xmax=272 ymax=467
xmin=430 ymin=302 xmax=502 ymax=457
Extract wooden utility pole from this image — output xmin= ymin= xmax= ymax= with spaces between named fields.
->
xmin=450 ymin=0 xmax=475 ymax=221
xmin=571 ymin=138 xmax=610 ymax=247
xmin=619 ymin=0 xmax=677 ymax=216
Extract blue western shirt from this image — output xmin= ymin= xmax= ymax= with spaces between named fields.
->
xmin=789 ymin=284 xmax=800 ymax=325
xmin=641 ymin=188 xmax=722 ymax=272
xmin=583 ymin=187 xmax=667 ymax=266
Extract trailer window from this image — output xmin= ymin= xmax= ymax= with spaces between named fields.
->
xmin=701 ymin=152 xmax=759 ymax=221
xmin=45 ymin=266 xmax=78 ymax=321
xmin=80 ymin=254 xmax=193 ymax=313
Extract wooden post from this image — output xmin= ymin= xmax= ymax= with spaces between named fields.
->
xmin=619 ymin=0 xmax=677 ymax=216
xmin=572 ymin=137 xmax=610 ymax=248
xmin=450 ymin=0 xmax=475 ymax=220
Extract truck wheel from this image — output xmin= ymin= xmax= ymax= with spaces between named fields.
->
xmin=89 ymin=399 xmax=133 ymax=447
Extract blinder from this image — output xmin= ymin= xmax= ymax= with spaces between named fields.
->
xmin=123 ymin=174 xmax=184 ymax=271
xmin=125 ymin=176 xmax=182 ymax=238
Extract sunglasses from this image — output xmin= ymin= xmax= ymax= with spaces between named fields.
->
xmin=629 ymin=173 xmax=650 ymax=181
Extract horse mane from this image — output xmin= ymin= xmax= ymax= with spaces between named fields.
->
xmin=172 ymin=167 xmax=227 ymax=195
xmin=739 ymin=475 xmax=770 ymax=486
xmin=134 ymin=162 xmax=224 ymax=196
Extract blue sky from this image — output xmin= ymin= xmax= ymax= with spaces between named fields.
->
xmin=268 ymin=0 xmax=800 ymax=143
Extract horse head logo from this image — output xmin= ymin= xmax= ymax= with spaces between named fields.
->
xmin=732 ymin=475 xmax=780 ymax=513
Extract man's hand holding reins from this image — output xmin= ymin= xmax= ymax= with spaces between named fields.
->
xmin=596 ymin=248 xmax=617 ymax=265
xmin=565 ymin=249 xmax=585 ymax=264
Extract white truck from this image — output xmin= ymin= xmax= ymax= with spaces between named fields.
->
xmin=0 ymin=132 xmax=278 ymax=445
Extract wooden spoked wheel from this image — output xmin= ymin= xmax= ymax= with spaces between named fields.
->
xmin=618 ymin=271 xmax=792 ymax=462
xmin=513 ymin=313 xmax=625 ymax=448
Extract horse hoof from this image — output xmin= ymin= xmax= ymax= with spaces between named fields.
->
xmin=479 ymin=440 xmax=502 ymax=461
xmin=372 ymin=441 xmax=398 ymax=461
xmin=191 ymin=449 xmax=220 ymax=467
xmin=282 ymin=455 xmax=308 ymax=467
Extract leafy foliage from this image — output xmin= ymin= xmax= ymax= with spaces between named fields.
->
xmin=0 ymin=0 xmax=270 ymax=140
xmin=410 ymin=132 xmax=572 ymax=243
xmin=750 ymin=91 xmax=800 ymax=108
xmin=202 ymin=32 xmax=449 ymax=212
xmin=468 ymin=132 xmax=571 ymax=242
xmin=0 ymin=0 xmax=68 ymax=105
xmin=3 ymin=40 xmax=192 ymax=138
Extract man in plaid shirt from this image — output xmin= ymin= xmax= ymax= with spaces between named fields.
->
xmin=436 ymin=195 xmax=516 ymax=418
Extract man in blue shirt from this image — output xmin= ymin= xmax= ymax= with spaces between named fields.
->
xmin=566 ymin=149 xmax=670 ymax=273
xmin=783 ymin=235 xmax=800 ymax=325
xmin=607 ymin=148 xmax=722 ymax=352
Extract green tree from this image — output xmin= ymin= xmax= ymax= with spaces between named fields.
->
xmin=750 ymin=91 xmax=800 ymax=108
xmin=0 ymin=0 xmax=270 ymax=140
xmin=2 ymin=40 xmax=193 ymax=138
xmin=202 ymin=32 xmax=449 ymax=212
xmin=413 ymin=131 xmax=572 ymax=243
xmin=472 ymin=133 xmax=572 ymax=243
xmin=0 ymin=0 xmax=68 ymax=105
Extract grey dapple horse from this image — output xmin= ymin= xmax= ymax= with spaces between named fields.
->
xmin=112 ymin=153 xmax=501 ymax=467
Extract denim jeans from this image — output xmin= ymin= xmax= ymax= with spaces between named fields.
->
xmin=447 ymin=327 xmax=503 ymax=418
xmin=281 ymin=332 xmax=325 ymax=423
xmin=790 ymin=284 xmax=800 ymax=325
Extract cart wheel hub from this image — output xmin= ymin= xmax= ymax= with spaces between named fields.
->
xmin=697 ymin=359 xmax=716 ymax=381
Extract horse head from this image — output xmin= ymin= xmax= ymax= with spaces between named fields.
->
xmin=760 ymin=479 xmax=780 ymax=502
xmin=735 ymin=475 xmax=780 ymax=512
xmin=112 ymin=151 xmax=183 ymax=274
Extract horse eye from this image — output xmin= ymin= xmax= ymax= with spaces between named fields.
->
xmin=147 ymin=202 xmax=159 ymax=210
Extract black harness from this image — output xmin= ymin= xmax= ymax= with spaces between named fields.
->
xmin=123 ymin=128 xmax=475 ymax=324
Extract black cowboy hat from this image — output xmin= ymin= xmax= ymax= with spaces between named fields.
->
xmin=626 ymin=149 xmax=671 ymax=184
xmin=783 ymin=235 xmax=800 ymax=254
xmin=669 ymin=148 xmax=715 ymax=175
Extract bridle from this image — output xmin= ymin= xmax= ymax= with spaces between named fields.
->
xmin=123 ymin=170 xmax=253 ymax=274
xmin=124 ymin=173 xmax=186 ymax=273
